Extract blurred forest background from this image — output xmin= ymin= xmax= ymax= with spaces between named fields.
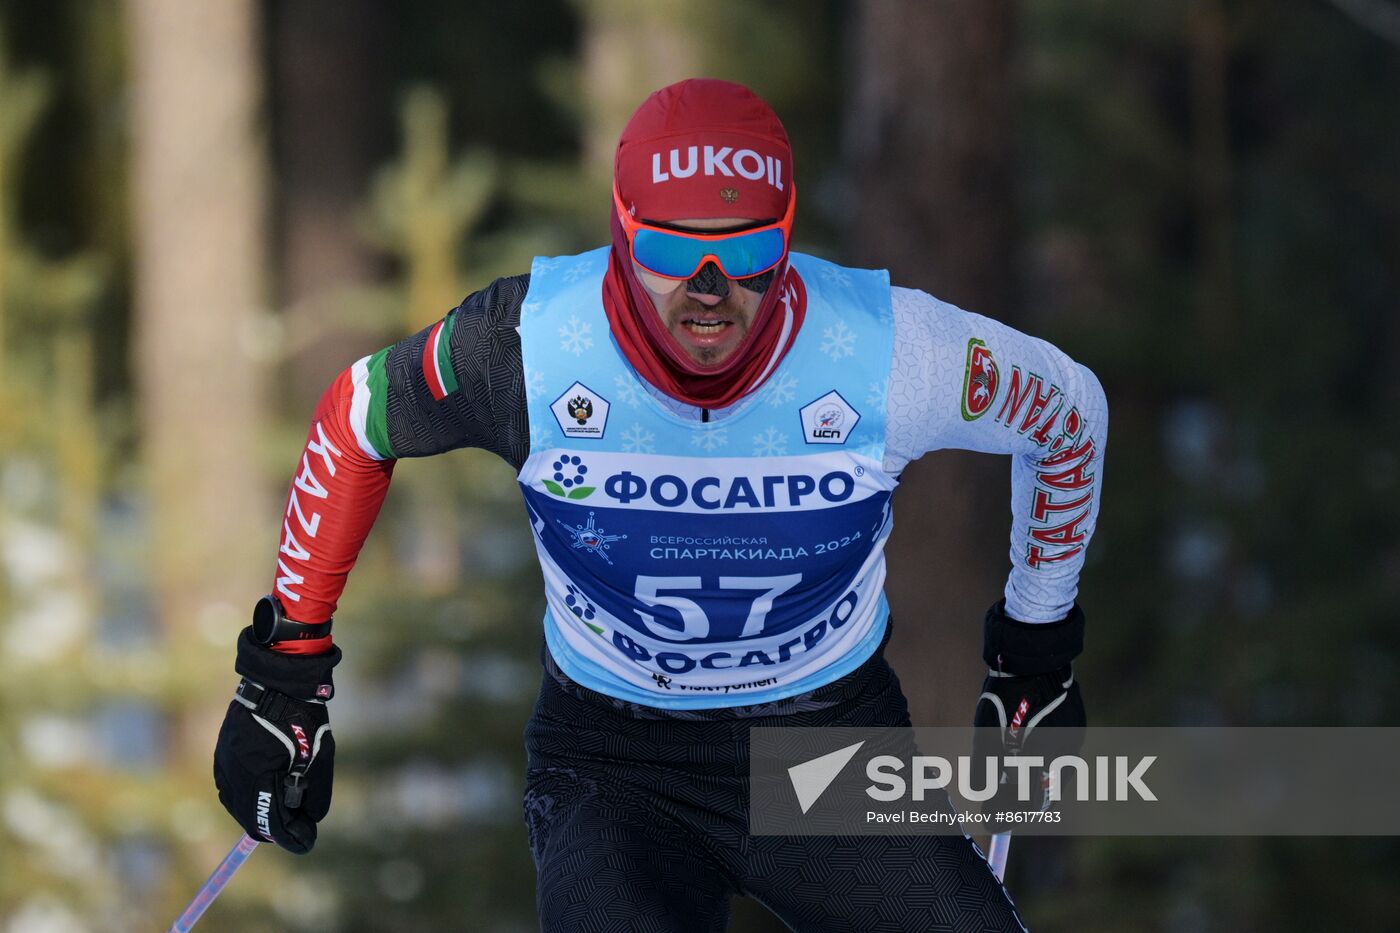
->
xmin=0 ymin=0 xmax=1397 ymax=930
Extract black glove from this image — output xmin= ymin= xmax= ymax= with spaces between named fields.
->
xmin=213 ymin=627 xmax=340 ymax=853
xmin=973 ymin=600 xmax=1086 ymax=814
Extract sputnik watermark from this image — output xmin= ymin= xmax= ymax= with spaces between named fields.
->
xmin=787 ymin=741 xmax=865 ymax=813
xmin=786 ymin=744 xmax=1155 ymax=815
xmin=865 ymin=754 xmax=1156 ymax=803
xmin=751 ymin=726 xmax=1400 ymax=836
xmin=869 ymin=809 xmax=999 ymax=826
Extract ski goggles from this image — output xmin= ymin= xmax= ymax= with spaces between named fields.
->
xmin=613 ymin=183 xmax=794 ymax=281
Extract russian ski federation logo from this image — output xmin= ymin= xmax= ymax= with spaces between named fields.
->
xmin=551 ymin=381 xmax=610 ymax=439
xmin=960 ymin=338 xmax=999 ymax=421
xmin=800 ymin=390 xmax=860 ymax=445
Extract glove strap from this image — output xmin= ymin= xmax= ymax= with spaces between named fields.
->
xmin=234 ymin=678 xmax=319 ymax=721
xmin=234 ymin=626 xmax=340 ymax=699
xmin=983 ymin=600 xmax=1085 ymax=674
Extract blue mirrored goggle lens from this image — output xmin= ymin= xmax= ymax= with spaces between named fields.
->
xmin=631 ymin=226 xmax=786 ymax=279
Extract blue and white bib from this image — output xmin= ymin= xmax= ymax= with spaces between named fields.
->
xmin=518 ymin=249 xmax=897 ymax=708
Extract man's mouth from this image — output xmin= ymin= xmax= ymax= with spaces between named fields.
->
xmin=682 ymin=317 xmax=732 ymax=335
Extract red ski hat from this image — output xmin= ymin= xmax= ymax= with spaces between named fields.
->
xmin=602 ymin=79 xmax=806 ymax=410
xmin=615 ymin=79 xmax=793 ymax=223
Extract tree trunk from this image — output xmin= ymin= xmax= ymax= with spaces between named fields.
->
xmin=270 ymin=0 xmax=388 ymax=403
xmin=126 ymin=0 xmax=269 ymax=639
xmin=844 ymin=0 xmax=1017 ymax=723
xmin=577 ymin=0 xmax=702 ymax=181
xmin=1190 ymin=0 xmax=1235 ymax=358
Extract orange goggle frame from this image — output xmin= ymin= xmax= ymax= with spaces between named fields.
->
xmin=613 ymin=183 xmax=794 ymax=281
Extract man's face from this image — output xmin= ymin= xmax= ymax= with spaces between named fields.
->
xmin=632 ymin=217 xmax=766 ymax=370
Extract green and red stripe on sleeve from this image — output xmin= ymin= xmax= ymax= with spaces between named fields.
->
xmin=421 ymin=315 xmax=460 ymax=401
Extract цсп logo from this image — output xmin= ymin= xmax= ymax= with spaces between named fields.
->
xmin=799 ymin=391 xmax=860 ymax=446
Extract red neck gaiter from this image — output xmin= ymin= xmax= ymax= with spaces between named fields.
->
xmin=601 ymin=79 xmax=807 ymax=410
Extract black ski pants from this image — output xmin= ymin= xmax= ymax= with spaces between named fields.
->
xmin=522 ymin=644 xmax=1025 ymax=932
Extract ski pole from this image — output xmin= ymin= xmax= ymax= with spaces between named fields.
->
xmin=986 ymin=761 xmax=1058 ymax=883
xmin=986 ymin=831 xmax=1011 ymax=882
xmin=168 ymin=833 xmax=260 ymax=932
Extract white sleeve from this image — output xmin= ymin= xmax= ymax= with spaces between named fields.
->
xmin=884 ymin=286 xmax=1108 ymax=623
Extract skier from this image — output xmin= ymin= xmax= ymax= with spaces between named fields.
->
xmin=214 ymin=79 xmax=1105 ymax=931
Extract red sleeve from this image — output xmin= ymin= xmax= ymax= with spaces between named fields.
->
xmin=270 ymin=368 xmax=395 ymax=654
